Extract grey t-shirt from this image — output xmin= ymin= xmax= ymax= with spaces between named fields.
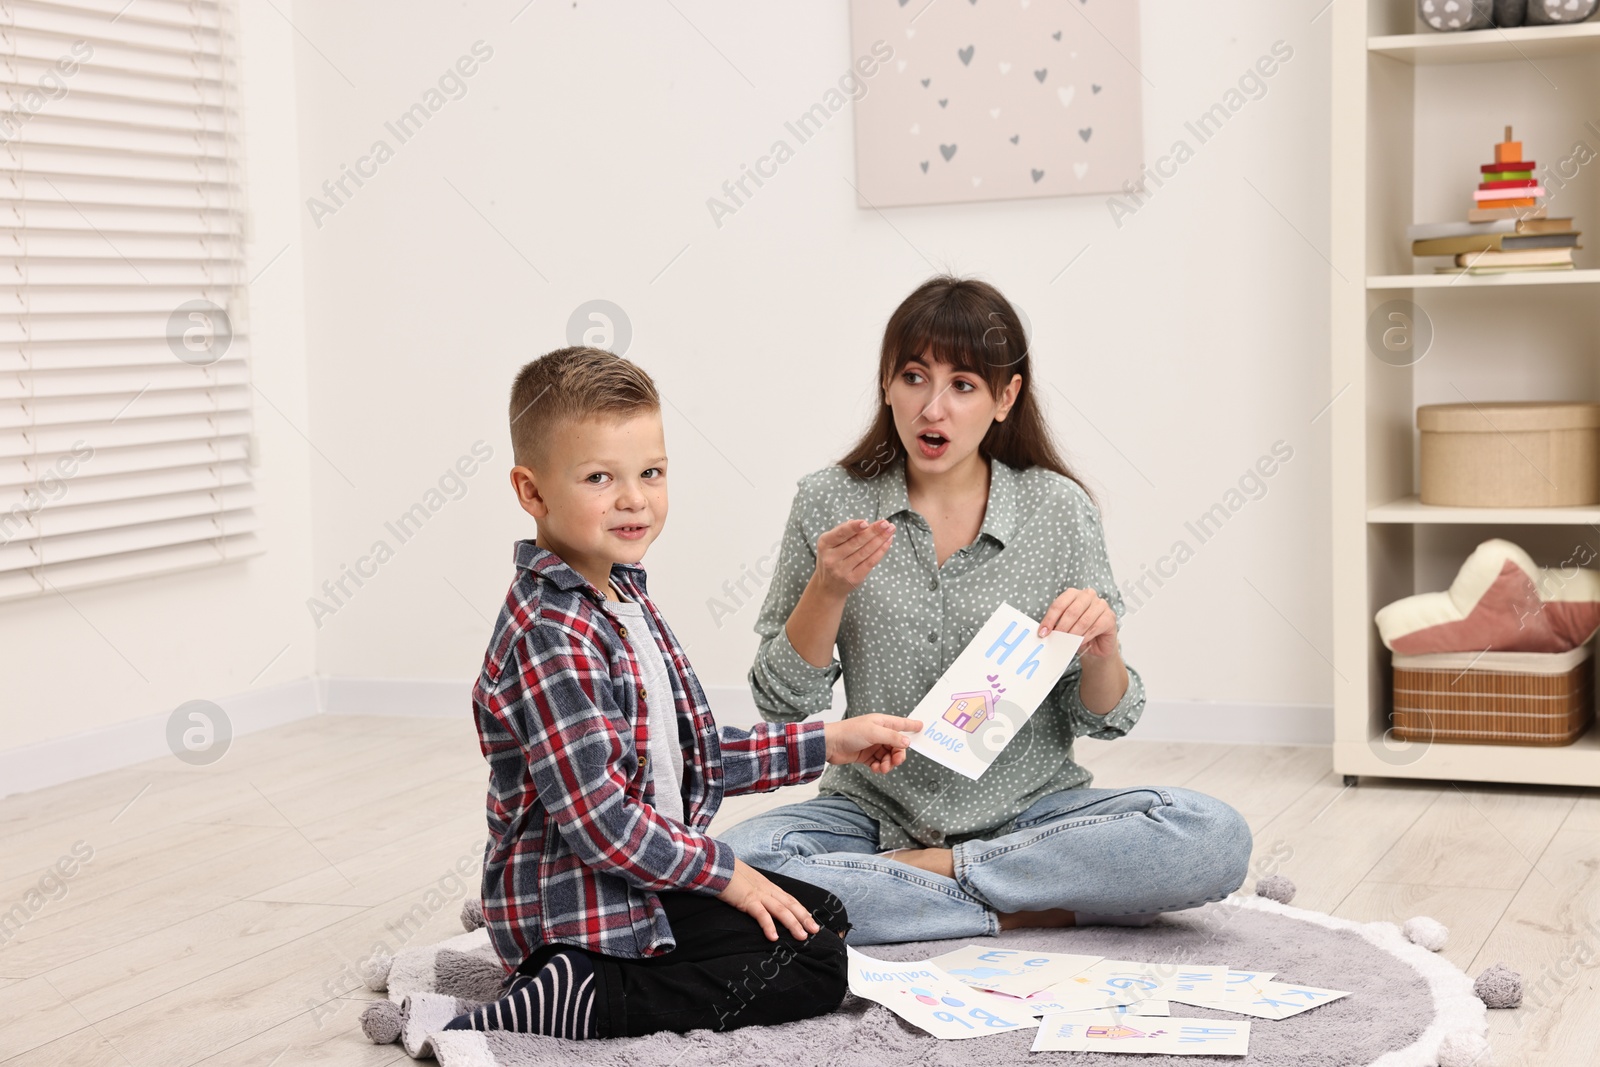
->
xmin=607 ymin=596 xmax=686 ymax=824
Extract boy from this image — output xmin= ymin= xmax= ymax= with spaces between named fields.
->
xmin=446 ymin=347 xmax=921 ymax=1040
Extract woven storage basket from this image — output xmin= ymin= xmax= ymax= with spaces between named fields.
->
xmin=1392 ymin=645 xmax=1594 ymax=746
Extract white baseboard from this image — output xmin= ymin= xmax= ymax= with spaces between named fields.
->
xmin=0 ymin=677 xmax=1329 ymax=801
xmin=1122 ymin=700 xmax=1333 ymax=745
xmin=0 ymin=677 xmax=321 ymax=800
xmin=317 ymin=676 xmax=470 ymax=717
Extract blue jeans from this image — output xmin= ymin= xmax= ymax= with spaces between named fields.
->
xmin=719 ymin=787 xmax=1252 ymax=946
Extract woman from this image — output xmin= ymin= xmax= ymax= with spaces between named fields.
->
xmin=721 ymin=276 xmax=1252 ymax=945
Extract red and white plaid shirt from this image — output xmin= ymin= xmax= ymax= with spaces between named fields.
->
xmin=472 ymin=541 xmax=826 ymax=968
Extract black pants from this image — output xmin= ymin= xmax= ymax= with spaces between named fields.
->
xmin=515 ymin=871 xmax=850 ymax=1038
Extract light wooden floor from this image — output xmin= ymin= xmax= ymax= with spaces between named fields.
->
xmin=1 ymin=716 xmax=1594 ymax=1066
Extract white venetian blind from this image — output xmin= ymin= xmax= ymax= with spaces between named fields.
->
xmin=0 ymin=0 xmax=258 ymax=603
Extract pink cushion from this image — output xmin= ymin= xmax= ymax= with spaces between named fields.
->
xmin=1376 ymin=539 xmax=1600 ymax=655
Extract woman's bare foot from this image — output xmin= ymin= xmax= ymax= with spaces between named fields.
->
xmin=998 ymin=908 xmax=1077 ymax=931
xmin=881 ymin=847 xmax=956 ymax=879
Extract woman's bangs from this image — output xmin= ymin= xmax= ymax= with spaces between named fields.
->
xmin=892 ymin=303 xmax=992 ymax=380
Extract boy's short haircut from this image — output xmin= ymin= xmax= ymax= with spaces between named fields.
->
xmin=509 ymin=346 xmax=661 ymax=469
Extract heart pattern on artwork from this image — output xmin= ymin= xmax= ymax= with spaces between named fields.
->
xmin=857 ymin=4 xmax=1142 ymax=205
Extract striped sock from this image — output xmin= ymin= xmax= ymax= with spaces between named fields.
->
xmin=442 ymin=950 xmax=598 ymax=1039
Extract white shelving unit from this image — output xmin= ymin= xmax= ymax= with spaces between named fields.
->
xmin=1331 ymin=3 xmax=1600 ymax=786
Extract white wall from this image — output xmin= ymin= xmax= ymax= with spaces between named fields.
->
xmin=0 ymin=0 xmax=318 ymax=762
xmin=289 ymin=0 xmax=1334 ymax=715
xmin=0 ymin=0 xmax=1337 ymax=782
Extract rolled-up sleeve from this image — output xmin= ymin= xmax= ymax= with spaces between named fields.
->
xmin=718 ymin=720 xmax=828 ymax=795
xmin=1061 ymin=659 xmax=1146 ymax=740
xmin=747 ymin=488 xmax=842 ymax=722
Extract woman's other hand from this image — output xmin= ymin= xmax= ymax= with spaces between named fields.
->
xmin=811 ymin=519 xmax=895 ymax=600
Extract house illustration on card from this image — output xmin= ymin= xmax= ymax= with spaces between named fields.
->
xmin=1086 ymin=1025 xmax=1163 ymax=1040
xmin=942 ymin=690 xmax=994 ymax=733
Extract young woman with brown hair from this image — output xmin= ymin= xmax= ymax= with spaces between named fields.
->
xmin=721 ymin=275 xmax=1252 ymax=944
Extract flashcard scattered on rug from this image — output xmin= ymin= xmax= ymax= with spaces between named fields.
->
xmin=1177 ymin=980 xmax=1350 ymax=1020
xmin=1032 ymin=1015 xmax=1251 ymax=1056
xmin=1014 ymin=984 xmax=1148 ymax=1015
xmin=1166 ymin=969 xmax=1275 ymax=1008
xmin=926 ymin=945 xmax=1102 ymax=997
xmin=906 ymin=602 xmax=1083 ymax=779
xmin=1067 ymin=960 xmax=1232 ymax=1002
xmin=1218 ymin=970 xmax=1277 ymax=1000
xmin=1055 ymin=1000 xmax=1171 ymax=1018
xmin=1001 ymin=991 xmax=1169 ymax=1020
xmin=846 ymin=948 xmax=1039 ymax=1040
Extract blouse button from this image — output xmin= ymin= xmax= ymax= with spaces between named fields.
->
xmin=927 ymin=631 xmax=938 ymax=643
xmin=617 ymin=625 xmax=629 ymax=638
xmin=639 ymin=686 xmax=648 ymax=700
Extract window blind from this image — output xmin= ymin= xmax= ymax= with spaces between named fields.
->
xmin=0 ymin=0 xmax=258 ymax=603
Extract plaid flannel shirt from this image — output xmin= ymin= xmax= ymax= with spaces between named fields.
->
xmin=473 ymin=540 xmax=827 ymax=968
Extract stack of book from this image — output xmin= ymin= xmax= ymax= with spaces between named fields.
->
xmin=1409 ymin=126 xmax=1582 ymax=276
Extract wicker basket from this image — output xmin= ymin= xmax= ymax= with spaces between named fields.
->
xmin=1392 ymin=645 xmax=1594 ymax=746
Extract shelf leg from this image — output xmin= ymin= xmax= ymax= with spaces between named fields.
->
xmin=1343 ymin=775 xmax=1359 ymax=787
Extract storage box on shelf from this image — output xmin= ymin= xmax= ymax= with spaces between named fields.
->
xmin=1417 ymin=401 xmax=1600 ymax=507
xmin=1330 ymin=1 xmax=1600 ymax=785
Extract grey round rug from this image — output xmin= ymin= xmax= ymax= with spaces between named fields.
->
xmin=400 ymin=897 xmax=1488 ymax=1067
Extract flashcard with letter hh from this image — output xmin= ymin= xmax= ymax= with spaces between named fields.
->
xmin=906 ymin=602 xmax=1082 ymax=779
xmin=1032 ymin=1015 xmax=1251 ymax=1056
xmin=924 ymin=945 xmax=1102 ymax=997
xmin=846 ymin=948 xmax=1037 ymax=1040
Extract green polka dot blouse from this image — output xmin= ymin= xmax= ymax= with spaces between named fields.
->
xmin=747 ymin=456 xmax=1146 ymax=850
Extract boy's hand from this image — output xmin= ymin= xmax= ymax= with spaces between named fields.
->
xmin=717 ymin=859 xmax=821 ymax=942
xmin=824 ymin=714 xmax=922 ymax=774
